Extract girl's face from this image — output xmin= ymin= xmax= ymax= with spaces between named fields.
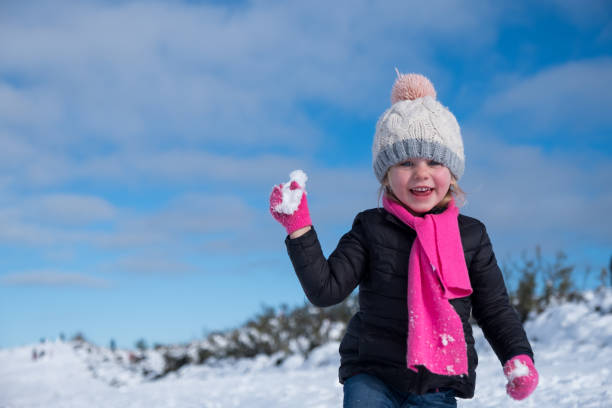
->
xmin=387 ymin=158 xmax=451 ymax=216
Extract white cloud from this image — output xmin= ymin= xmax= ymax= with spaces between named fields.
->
xmin=0 ymin=132 xmax=75 ymax=187
xmin=0 ymin=190 xmax=257 ymax=249
xmin=107 ymin=254 xmax=199 ymax=275
xmin=0 ymin=193 xmax=116 ymax=247
xmin=0 ymin=131 xmax=317 ymax=188
xmin=0 ymin=270 xmax=112 ymax=288
xmin=144 ymin=192 xmax=258 ymax=234
xmin=0 ymin=82 xmax=62 ymax=128
xmin=24 ymin=194 xmax=117 ymax=225
xmin=0 ymin=217 xmax=72 ymax=246
xmin=80 ymin=150 xmax=313 ymax=187
xmin=0 ymin=0 xmax=511 ymax=194
xmin=461 ymin=128 xmax=612 ymax=258
xmin=308 ymin=167 xmax=379 ymax=225
xmin=0 ymin=0 xmax=608 ymax=275
xmin=482 ymin=58 xmax=612 ymax=134
xmin=0 ymin=0 xmax=504 ymax=149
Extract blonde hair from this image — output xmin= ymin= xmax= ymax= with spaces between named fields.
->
xmin=377 ymin=173 xmax=466 ymax=211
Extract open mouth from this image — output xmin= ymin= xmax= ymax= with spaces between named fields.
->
xmin=410 ymin=187 xmax=434 ymax=196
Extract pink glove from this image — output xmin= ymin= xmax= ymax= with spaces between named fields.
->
xmin=269 ymin=170 xmax=312 ymax=235
xmin=503 ymin=354 xmax=538 ymax=400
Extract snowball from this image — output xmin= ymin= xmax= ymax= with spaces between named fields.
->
xmin=273 ymin=170 xmax=308 ymax=215
xmin=507 ymin=359 xmax=530 ymax=381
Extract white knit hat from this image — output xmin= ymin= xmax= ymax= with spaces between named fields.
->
xmin=372 ymin=72 xmax=465 ymax=182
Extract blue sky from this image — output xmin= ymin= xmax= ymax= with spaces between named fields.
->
xmin=0 ymin=0 xmax=610 ymax=349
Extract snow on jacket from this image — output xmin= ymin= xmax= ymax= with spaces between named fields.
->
xmin=285 ymin=207 xmax=534 ymax=399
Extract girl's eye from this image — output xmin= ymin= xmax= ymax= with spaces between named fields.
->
xmin=400 ymin=161 xmax=414 ymax=167
xmin=429 ymin=160 xmax=442 ymax=166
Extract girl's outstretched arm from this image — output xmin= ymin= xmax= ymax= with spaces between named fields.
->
xmin=269 ymin=170 xmax=367 ymax=307
xmin=285 ymin=216 xmax=367 ymax=307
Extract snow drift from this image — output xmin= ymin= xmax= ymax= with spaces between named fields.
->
xmin=1 ymin=289 xmax=611 ymax=407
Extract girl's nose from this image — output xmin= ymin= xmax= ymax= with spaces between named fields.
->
xmin=414 ymin=162 xmax=429 ymax=178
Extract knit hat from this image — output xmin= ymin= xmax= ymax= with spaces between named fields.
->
xmin=372 ymin=72 xmax=465 ymax=182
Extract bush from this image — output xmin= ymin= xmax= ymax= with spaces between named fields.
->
xmin=502 ymin=246 xmax=583 ymax=322
xmin=143 ymin=249 xmax=610 ymax=379
xmin=200 ymin=295 xmax=358 ymax=362
xmin=135 ymin=338 xmax=148 ymax=351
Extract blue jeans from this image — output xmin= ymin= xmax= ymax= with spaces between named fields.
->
xmin=343 ymin=373 xmax=457 ymax=408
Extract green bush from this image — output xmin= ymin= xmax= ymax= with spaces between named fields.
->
xmin=502 ymin=246 xmax=584 ymax=322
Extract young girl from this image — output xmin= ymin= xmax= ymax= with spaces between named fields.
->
xmin=269 ymin=73 xmax=538 ymax=407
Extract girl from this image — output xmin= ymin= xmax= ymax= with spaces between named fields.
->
xmin=269 ymin=73 xmax=538 ymax=407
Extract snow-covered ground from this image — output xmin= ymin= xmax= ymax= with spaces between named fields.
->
xmin=2 ymin=290 xmax=612 ymax=407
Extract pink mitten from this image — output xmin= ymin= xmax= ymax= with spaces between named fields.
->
xmin=503 ymin=354 xmax=538 ymax=400
xmin=269 ymin=170 xmax=312 ymax=235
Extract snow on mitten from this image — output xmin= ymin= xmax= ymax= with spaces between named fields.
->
xmin=503 ymin=354 xmax=539 ymax=400
xmin=269 ymin=170 xmax=312 ymax=235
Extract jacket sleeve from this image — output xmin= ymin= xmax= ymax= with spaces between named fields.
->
xmin=469 ymin=223 xmax=535 ymax=365
xmin=285 ymin=213 xmax=368 ymax=307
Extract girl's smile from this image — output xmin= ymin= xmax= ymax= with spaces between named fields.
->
xmin=387 ymin=158 xmax=451 ymax=216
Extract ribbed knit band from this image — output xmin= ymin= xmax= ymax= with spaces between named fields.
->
xmin=373 ymin=139 xmax=465 ymax=183
xmin=372 ymin=95 xmax=465 ymax=182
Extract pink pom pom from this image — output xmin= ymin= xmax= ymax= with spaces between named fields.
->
xmin=391 ymin=71 xmax=437 ymax=104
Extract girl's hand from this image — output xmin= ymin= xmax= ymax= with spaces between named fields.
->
xmin=269 ymin=170 xmax=312 ymax=235
xmin=503 ymin=354 xmax=539 ymax=400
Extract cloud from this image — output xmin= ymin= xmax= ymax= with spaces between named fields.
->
xmin=0 ymin=193 xmax=116 ymax=249
xmin=142 ymin=192 xmax=258 ymax=234
xmin=0 ymin=81 xmax=62 ymax=128
xmin=0 ymin=217 xmax=74 ymax=246
xmin=0 ymin=0 xmax=608 ymax=273
xmin=482 ymin=58 xmax=612 ymax=135
xmin=0 ymin=131 xmax=75 ymax=187
xmin=0 ymin=0 xmax=513 ymax=195
xmin=308 ymin=167 xmax=379 ymax=225
xmin=0 ymin=190 xmax=259 ymax=250
xmin=0 ymin=270 xmax=112 ymax=288
xmin=0 ymin=131 xmax=319 ymax=189
xmin=80 ymin=150 xmax=313 ymax=187
xmin=461 ymin=128 xmax=612 ymax=258
xmin=0 ymin=0 xmax=505 ymax=150
xmin=106 ymin=254 xmax=199 ymax=275
xmin=23 ymin=194 xmax=117 ymax=225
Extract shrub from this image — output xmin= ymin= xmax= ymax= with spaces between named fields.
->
xmin=502 ymin=246 xmax=583 ymax=322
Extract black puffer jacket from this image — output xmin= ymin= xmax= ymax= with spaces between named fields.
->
xmin=285 ymin=207 xmax=534 ymax=399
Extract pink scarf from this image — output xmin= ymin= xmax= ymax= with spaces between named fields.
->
xmin=382 ymin=195 xmax=472 ymax=376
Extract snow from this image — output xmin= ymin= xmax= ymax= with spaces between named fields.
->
xmin=273 ymin=170 xmax=307 ymax=215
xmin=506 ymin=359 xmax=529 ymax=381
xmin=441 ymin=333 xmax=455 ymax=346
xmin=2 ymin=290 xmax=612 ymax=407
